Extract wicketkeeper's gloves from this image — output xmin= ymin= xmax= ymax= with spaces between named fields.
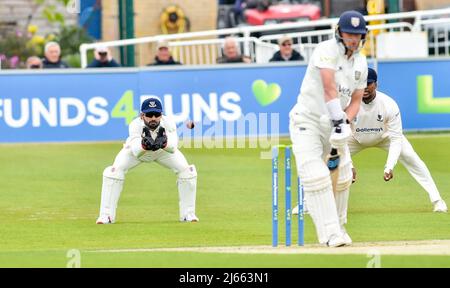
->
xmin=141 ymin=127 xmax=168 ymax=151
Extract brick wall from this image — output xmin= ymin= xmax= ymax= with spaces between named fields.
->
xmin=102 ymin=0 xmax=218 ymax=65
xmin=415 ymin=0 xmax=450 ymax=10
xmin=134 ymin=0 xmax=217 ymax=37
xmin=0 ymin=0 xmax=77 ymax=36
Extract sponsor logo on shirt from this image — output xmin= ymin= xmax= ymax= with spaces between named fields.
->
xmin=356 ymin=127 xmax=384 ymax=133
xmin=338 ymin=85 xmax=352 ymax=98
xmin=320 ymin=56 xmax=337 ymax=65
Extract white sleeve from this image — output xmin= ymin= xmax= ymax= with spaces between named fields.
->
xmin=385 ymin=102 xmax=403 ymax=171
xmin=311 ymin=43 xmax=338 ymax=70
xmin=128 ymin=120 xmax=146 ymax=158
xmin=162 ymin=117 xmax=178 ymax=154
xmin=355 ymin=59 xmax=368 ymax=90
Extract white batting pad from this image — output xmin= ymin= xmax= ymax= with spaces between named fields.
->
xmin=177 ymin=165 xmax=197 ymax=220
xmin=99 ymin=166 xmax=125 ymax=222
xmin=306 ymin=187 xmax=342 ymax=244
xmin=335 ymin=161 xmax=352 ymax=227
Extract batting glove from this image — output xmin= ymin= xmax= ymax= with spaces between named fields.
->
xmin=329 ymin=119 xmax=351 ymax=149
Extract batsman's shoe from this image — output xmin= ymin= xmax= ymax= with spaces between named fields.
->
xmin=342 ymin=228 xmax=352 ymax=246
xmin=181 ymin=213 xmax=199 ymax=222
xmin=326 ymin=234 xmax=347 ymax=248
xmin=343 ymin=233 xmax=352 ymax=246
xmin=96 ymin=215 xmax=113 ymax=224
xmin=433 ymin=199 xmax=448 ymax=213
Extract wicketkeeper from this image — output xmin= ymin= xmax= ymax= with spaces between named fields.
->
xmin=96 ymin=97 xmax=199 ymax=224
xmin=349 ymin=68 xmax=447 ymax=213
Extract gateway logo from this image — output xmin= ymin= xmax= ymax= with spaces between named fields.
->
xmin=356 ymin=127 xmax=383 ymax=133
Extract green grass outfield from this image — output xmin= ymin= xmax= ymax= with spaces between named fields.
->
xmin=0 ymin=134 xmax=450 ymax=268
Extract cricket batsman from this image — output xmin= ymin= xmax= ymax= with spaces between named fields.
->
xmin=349 ymin=68 xmax=447 ymax=213
xmin=96 ymin=97 xmax=199 ymax=224
xmin=289 ymin=10 xmax=368 ymax=247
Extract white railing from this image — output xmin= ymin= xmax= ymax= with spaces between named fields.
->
xmin=259 ymin=28 xmax=333 ymax=62
xmin=421 ymin=18 xmax=450 ymax=56
xmin=256 ymin=22 xmax=414 ymax=63
xmin=254 ymin=40 xmax=279 ymax=63
xmin=80 ymin=7 xmax=450 ymax=67
xmin=166 ymin=37 xmax=281 ymax=64
xmin=167 ymin=37 xmax=258 ymax=65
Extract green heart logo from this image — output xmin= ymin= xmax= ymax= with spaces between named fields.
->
xmin=252 ymin=80 xmax=282 ymax=107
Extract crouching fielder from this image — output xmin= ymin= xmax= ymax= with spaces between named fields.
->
xmin=350 ymin=68 xmax=447 ymax=213
xmin=96 ymin=97 xmax=199 ymax=224
xmin=289 ymin=10 xmax=368 ymax=247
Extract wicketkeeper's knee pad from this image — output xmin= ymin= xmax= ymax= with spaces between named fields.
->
xmin=178 ymin=165 xmax=197 ymax=181
xmin=103 ymin=166 xmax=125 ymax=181
xmin=298 ymin=159 xmax=332 ymax=193
xmin=336 ymin=163 xmax=352 ymax=192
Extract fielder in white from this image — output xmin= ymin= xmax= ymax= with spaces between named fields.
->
xmin=349 ymin=68 xmax=447 ymax=213
xmin=96 ymin=97 xmax=199 ymax=224
xmin=289 ymin=10 xmax=368 ymax=247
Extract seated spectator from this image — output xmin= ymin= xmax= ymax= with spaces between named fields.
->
xmin=88 ymin=46 xmax=121 ymax=68
xmin=26 ymin=56 xmax=43 ymax=69
xmin=42 ymin=42 xmax=69 ymax=69
xmin=216 ymin=37 xmax=252 ymax=64
xmin=270 ymin=36 xmax=304 ymax=62
xmin=148 ymin=41 xmax=182 ymax=66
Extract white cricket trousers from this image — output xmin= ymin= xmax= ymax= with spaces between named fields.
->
xmin=98 ymin=145 xmax=197 ymax=222
xmin=348 ymin=135 xmax=442 ymax=203
xmin=289 ymin=111 xmax=353 ymax=244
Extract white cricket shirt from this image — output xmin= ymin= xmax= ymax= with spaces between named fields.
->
xmin=352 ymin=91 xmax=403 ymax=170
xmin=126 ymin=115 xmax=178 ymax=158
xmin=292 ymin=39 xmax=368 ymax=119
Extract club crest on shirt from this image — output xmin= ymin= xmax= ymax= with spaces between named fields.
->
xmin=355 ymin=71 xmax=361 ymax=81
xmin=377 ymin=114 xmax=383 ymax=122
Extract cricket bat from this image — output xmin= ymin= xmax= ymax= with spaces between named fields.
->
xmin=327 ymin=126 xmax=341 ymax=195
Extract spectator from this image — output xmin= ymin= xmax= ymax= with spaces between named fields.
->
xmin=256 ymin=0 xmax=271 ymax=12
xmin=148 ymin=41 xmax=182 ymax=66
xmin=216 ymin=37 xmax=252 ymax=63
xmin=231 ymin=0 xmax=254 ymax=26
xmin=42 ymin=42 xmax=69 ymax=69
xmin=88 ymin=46 xmax=121 ymax=68
xmin=269 ymin=36 xmax=304 ymax=62
xmin=26 ymin=56 xmax=43 ymax=69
